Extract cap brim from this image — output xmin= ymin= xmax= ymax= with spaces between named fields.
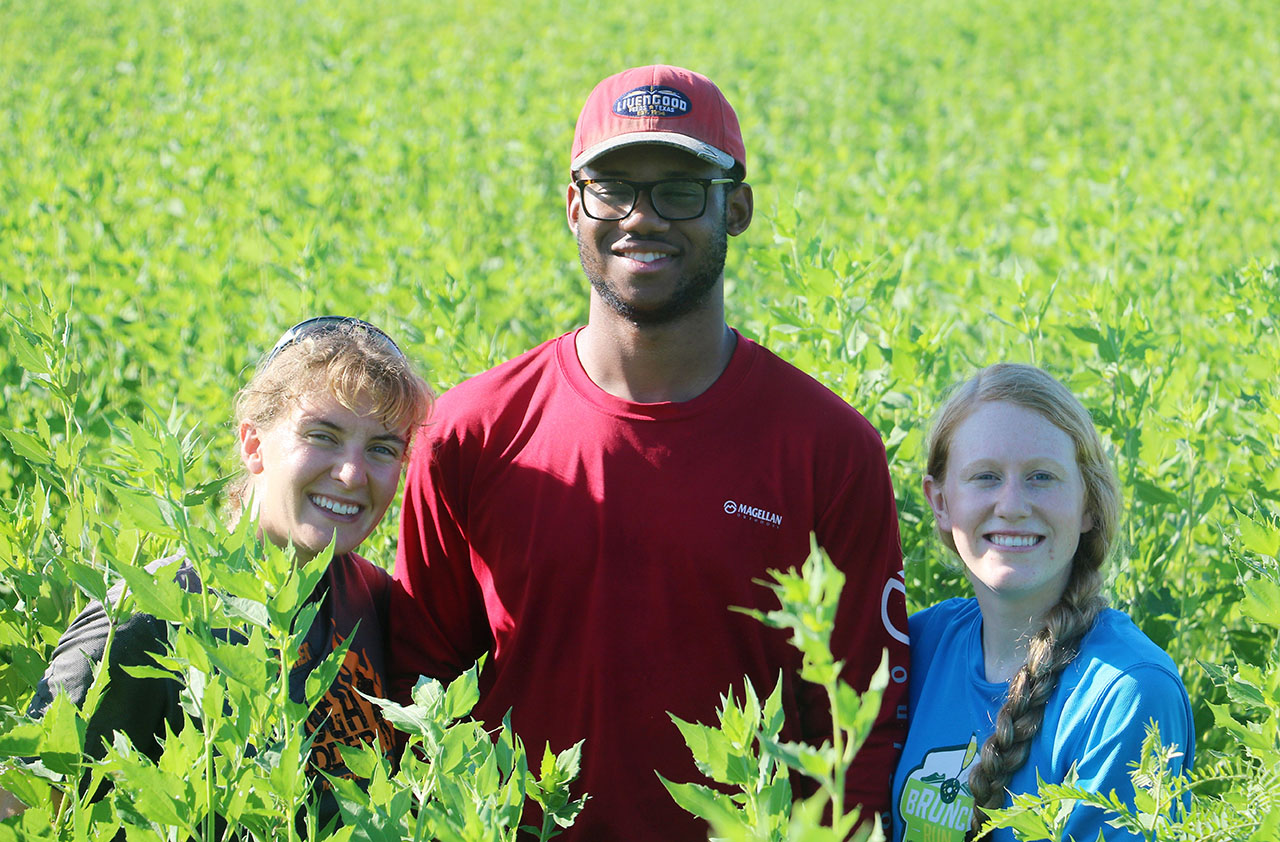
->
xmin=571 ymin=131 xmax=736 ymax=172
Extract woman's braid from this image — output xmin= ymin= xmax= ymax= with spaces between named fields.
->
xmin=966 ymin=566 xmax=1106 ymax=836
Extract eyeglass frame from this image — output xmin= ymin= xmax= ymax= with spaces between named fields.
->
xmin=573 ymin=176 xmax=740 ymax=222
xmin=261 ymin=316 xmax=404 ymax=367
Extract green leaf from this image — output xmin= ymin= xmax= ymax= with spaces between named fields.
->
xmin=303 ymin=631 xmax=354 ymax=710
xmin=656 ymin=773 xmax=740 ymax=826
xmin=442 ymin=663 xmax=481 ymax=720
xmin=335 ymin=741 xmax=382 ymax=780
xmin=359 ymin=691 xmax=433 ymax=737
xmin=105 ymin=556 xmax=190 ymax=622
xmin=39 ymin=693 xmax=86 ymax=776
xmin=218 ymin=593 xmax=269 ymax=628
xmin=182 ymin=475 xmax=233 ymax=507
xmin=670 ymin=715 xmax=732 ymax=782
xmin=62 ymin=557 xmax=114 ymax=606
xmin=110 ymin=487 xmax=180 ymax=537
xmin=1239 ymin=515 xmax=1280 ymax=559
xmin=0 ymin=720 xmax=45 ymax=759
xmin=761 ymin=673 xmax=786 ymax=737
xmin=326 ymin=772 xmax=411 ymax=842
xmin=204 ymin=630 xmax=268 ymax=689
xmin=1208 ymin=702 xmax=1274 ymax=753
xmin=0 ymin=428 xmax=50 ymax=467
xmin=1241 ymin=576 xmax=1280 ymax=627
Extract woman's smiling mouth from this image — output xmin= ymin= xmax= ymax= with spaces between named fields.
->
xmin=310 ymin=494 xmax=361 ymax=517
xmin=986 ymin=533 xmax=1044 ymax=548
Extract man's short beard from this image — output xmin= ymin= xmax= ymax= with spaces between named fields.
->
xmin=579 ymin=213 xmax=729 ymax=328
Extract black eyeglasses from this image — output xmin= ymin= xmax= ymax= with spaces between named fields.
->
xmin=574 ymin=177 xmax=738 ymax=221
xmin=262 ymin=316 xmax=404 ymax=366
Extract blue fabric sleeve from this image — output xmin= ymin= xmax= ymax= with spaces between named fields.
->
xmin=1060 ymin=663 xmax=1195 ymax=842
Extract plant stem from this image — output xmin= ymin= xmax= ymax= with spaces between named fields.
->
xmin=827 ymin=679 xmax=845 ymax=824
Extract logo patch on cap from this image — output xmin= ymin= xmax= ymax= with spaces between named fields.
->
xmin=613 ymin=86 xmax=692 ymax=119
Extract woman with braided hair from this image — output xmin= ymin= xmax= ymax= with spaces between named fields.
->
xmin=890 ymin=364 xmax=1193 ymax=842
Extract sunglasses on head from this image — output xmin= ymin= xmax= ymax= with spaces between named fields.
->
xmin=262 ymin=316 xmax=404 ymax=366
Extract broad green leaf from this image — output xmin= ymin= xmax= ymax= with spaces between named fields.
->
xmin=303 ymin=631 xmax=354 ymax=710
xmin=39 ymin=693 xmax=86 ymax=776
xmin=0 ymin=720 xmax=45 ymax=759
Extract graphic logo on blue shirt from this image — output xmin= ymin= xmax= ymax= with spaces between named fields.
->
xmin=613 ymin=86 xmax=692 ymax=119
xmin=898 ymin=735 xmax=978 ymax=841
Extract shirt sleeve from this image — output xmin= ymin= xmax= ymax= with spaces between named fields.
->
xmin=1060 ymin=663 xmax=1195 ymax=842
xmin=390 ymin=422 xmax=494 ymax=702
xmin=28 ymin=599 xmax=180 ymax=761
xmin=807 ymin=421 xmax=910 ymax=819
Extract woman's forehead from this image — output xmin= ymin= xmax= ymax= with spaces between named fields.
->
xmin=949 ymin=401 xmax=1077 ymax=466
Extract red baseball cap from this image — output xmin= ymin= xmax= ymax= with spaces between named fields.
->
xmin=570 ymin=65 xmax=747 ymax=175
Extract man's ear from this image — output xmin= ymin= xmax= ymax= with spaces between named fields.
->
xmin=922 ymin=474 xmax=952 ymax=531
xmin=239 ymin=421 xmax=266 ymax=475
xmin=566 ymin=181 xmax=582 ymax=234
xmin=727 ymin=182 xmax=753 ymax=237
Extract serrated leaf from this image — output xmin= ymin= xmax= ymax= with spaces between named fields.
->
xmin=1241 ymin=576 xmax=1280 ymax=627
xmin=1239 ymin=517 xmax=1280 ymax=559
xmin=656 ymin=774 xmax=740 ymax=826
xmin=40 ymin=693 xmax=86 ymax=776
xmin=303 ymin=632 xmax=354 ymax=710
xmin=0 ymin=428 xmax=50 ymax=466
xmin=0 ymin=720 xmax=45 ymax=759
xmin=442 ymin=664 xmax=480 ymax=720
xmin=359 ymin=691 xmax=433 ymax=737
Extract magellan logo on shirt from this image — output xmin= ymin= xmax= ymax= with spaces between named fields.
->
xmin=723 ymin=500 xmax=783 ymax=528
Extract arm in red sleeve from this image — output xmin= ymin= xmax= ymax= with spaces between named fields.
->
xmin=807 ymin=421 xmax=909 ymax=819
xmin=390 ymin=419 xmax=493 ymax=703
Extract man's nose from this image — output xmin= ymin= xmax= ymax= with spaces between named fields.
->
xmin=619 ymin=188 xmax=671 ymax=233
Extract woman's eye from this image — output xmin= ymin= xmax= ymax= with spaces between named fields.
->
xmin=306 ymin=430 xmax=338 ymax=444
xmin=1030 ymin=471 xmax=1055 ymax=482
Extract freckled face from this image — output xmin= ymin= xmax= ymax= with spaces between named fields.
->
xmin=239 ymin=391 xmax=407 ymax=562
xmin=923 ymin=401 xmax=1093 ymax=614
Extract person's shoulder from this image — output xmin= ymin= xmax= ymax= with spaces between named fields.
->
xmin=1055 ymin=608 xmax=1194 ymax=761
xmin=906 ymin=598 xmax=979 ymax=703
xmin=1078 ymin=608 xmax=1181 ymax=675
xmin=739 ymin=335 xmax=881 ymax=437
xmin=910 ymin=597 xmax=979 ymax=643
xmin=327 ymin=552 xmax=392 ymax=610
xmin=335 ymin=551 xmax=392 ymax=589
xmin=434 ymin=334 xmax=567 ymax=413
xmin=142 ymin=553 xmax=201 ymax=594
xmin=1060 ymin=608 xmax=1190 ymax=716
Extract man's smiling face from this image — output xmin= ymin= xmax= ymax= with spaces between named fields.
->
xmin=568 ymin=144 xmax=750 ymax=327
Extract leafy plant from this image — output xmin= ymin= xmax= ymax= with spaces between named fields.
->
xmin=0 ymin=311 xmax=584 ymax=840
xmin=662 ymin=539 xmax=889 ymax=841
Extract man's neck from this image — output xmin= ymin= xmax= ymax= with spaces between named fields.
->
xmin=575 ymin=300 xmax=736 ymax=403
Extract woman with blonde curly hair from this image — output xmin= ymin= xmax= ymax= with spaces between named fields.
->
xmin=890 ymin=363 xmax=1193 ymax=842
xmin=5 ymin=317 xmax=432 ymax=827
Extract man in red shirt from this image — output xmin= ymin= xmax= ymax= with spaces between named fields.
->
xmin=393 ymin=64 xmax=909 ymax=840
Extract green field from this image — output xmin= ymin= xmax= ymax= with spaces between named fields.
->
xmin=2 ymin=0 xmax=1279 ymax=837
